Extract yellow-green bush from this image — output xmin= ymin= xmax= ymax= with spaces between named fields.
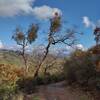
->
xmin=0 ymin=64 xmax=25 ymax=99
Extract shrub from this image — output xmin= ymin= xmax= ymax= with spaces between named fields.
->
xmin=16 ymin=76 xmax=37 ymax=94
xmin=0 ymin=64 xmax=25 ymax=99
xmin=64 ymin=50 xmax=99 ymax=88
xmin=0 ymin=83 xmax=17 ymax=100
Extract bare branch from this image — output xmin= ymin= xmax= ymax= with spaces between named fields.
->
xmin=12 ymin=24 xmax=38 ymax=73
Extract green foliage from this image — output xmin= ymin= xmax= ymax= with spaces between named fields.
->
xmin=32 ymin=96 xmax=40 ymax=100
xmin=0 ymin=64 xmax=25 ymax=100
xmin=0 ymin=83 xmax=17 ymax=100
xmin=16 ymin=72 xmax=65 ymax=94
xmin=79 ymin=95 xmax=90 ymax=100
xmin=35 ymin=74 xmax=65 ymax=85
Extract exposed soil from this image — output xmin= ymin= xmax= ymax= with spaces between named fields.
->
xmin=24 ymin=81 xmax=94 ymax=100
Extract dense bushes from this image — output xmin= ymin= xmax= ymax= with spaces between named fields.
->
xmin=0 ymin=64 xmax=25 ymax=99
xmin=0 ymin=62 xmax=64 ymax=99
xmin=16 ymin=73 xmax=65 ymax=94
xmin=34 ymin=74 xmax=65 ymax=85
xmin=64 ymin=49 xmax=100 ymax=90
xmin=0 ymin=83 xmax=17 ymax=100
xmin=16 ymin=77 xmax=36 ymax=94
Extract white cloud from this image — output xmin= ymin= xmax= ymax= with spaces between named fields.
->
xmin=66 ymin=44 xmax=85 ymax=51
xmin=82 ymin=16 xmax=100 ymax=29
xmin=75 ymin=44 xmax=85 ymax=51
xmin=0 ymin=0 xmax=34 ymax=17
xmin=5 ymin=45 xmax=21 ymax=51
xmin=0 ymin=0 xmax=62 ymax=19
xmin=66 ymin=45 xmax=72 ymax=51
xmin=83 ymin=16 xmax=91 ymax=27
xmin=7 ymin=45 xmax=32 ymax=52
xmin=33 ymin=45 xmax=46 ymax=55
xmin=96 ymin=20 xmax=100 ymax=27
xmin=33 ymin=5 xmax=62 ymax=19
xmin=0 ymin=40 xmax=4 ymax=49
xmin=51 ymin=44 xmax=85 ymax=57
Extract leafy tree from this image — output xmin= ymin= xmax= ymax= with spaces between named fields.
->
xmin=12 ymin=24 xmax=38 ymax=72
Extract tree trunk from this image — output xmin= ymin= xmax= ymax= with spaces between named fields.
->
xmin=34 ymin=42 xmax=51 ymax=78
xmin=22 ymin=43 xmax=28 ymax=73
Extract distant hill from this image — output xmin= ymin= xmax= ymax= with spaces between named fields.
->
xmin=0 ymin=49 xmax=65 ymax=75
xmin=0 ymin=49 xmax=24 ymax=67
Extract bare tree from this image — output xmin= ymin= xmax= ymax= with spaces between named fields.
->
xmin=43 ymin=54 xmax=57 ymax=76
xmin=33 ymin=12 xmax=79 ymax=78
xmin=12 ymin=24 xmax=38 ymax=72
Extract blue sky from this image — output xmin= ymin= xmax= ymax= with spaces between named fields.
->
xmin=0 ymin=0 xmax=99 ymax=50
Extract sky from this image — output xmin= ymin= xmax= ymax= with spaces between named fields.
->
xmin=0 ymin=0 xmax=99 ymax=51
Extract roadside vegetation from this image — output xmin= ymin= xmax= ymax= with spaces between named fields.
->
xmin=0 ymin=12 xmax=100 ymax=100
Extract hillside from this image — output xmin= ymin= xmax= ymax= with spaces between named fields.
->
xmin=0 ymin=49 xmax=24 ymax=67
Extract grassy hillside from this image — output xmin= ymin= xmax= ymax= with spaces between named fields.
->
xmin=0 ymin=49 xmax=24 ymax=67
xmin=0 ymin=49 xmax=64 ymax=75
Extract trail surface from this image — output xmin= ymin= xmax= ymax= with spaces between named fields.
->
xmin=25 ymin=81 xmax=93 ymax=100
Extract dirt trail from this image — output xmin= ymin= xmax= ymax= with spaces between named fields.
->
xmin=26 ymin=81 xmax=94 ymax=100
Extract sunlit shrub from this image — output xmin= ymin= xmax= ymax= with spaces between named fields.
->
xmin=0 ymin=64 xmax=25 ymax=83
xmin=0 ymin=64 xmax=25 ymax=99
